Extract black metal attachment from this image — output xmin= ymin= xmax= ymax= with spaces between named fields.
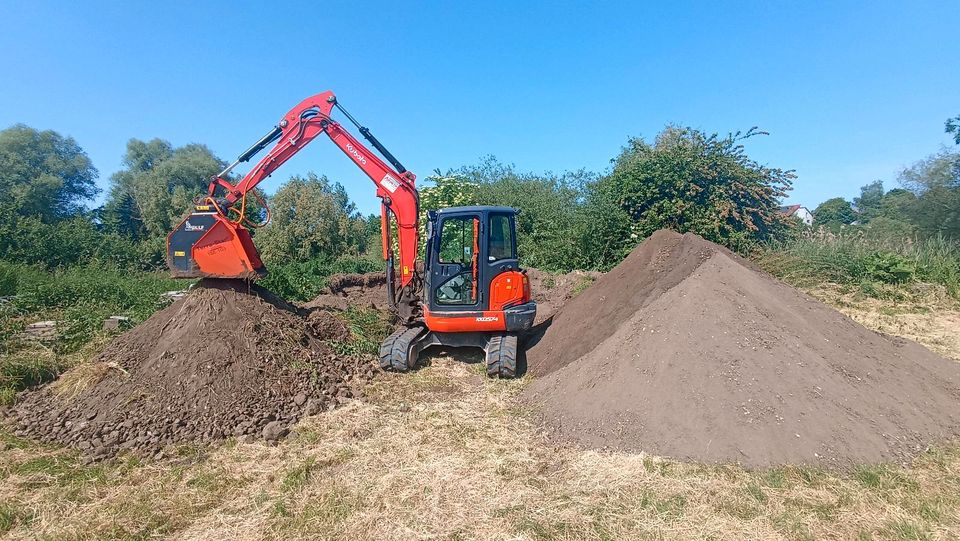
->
xmin=333 ymin=102 xmax=407 ymax=174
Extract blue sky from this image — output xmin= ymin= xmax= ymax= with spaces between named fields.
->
xmin=2 ymin=1 xmax=957 ymax=215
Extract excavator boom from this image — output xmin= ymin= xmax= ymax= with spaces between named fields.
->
xmin=167 ymin=91 xmax=420 ymax=313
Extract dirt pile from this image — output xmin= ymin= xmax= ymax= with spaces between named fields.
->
xmin=524 ymin=230 xmax=960 ymax=468
xmin=302 ymin=272 xmax=391 ymax=311
xmin=525 ymin=268 xmax=602 ymax=324
xmin=8 ymin=280 xmax=376 ymax=459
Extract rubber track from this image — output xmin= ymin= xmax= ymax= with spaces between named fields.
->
xmin=485 ymin=334 xmax=518 ymax=378
xmin=379 ymin=326 xmax=425 ymax=372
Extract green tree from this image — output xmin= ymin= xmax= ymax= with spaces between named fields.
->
xmin=853 ymin=180 xmax=884 ymax=223
xmin=596 ymin=126 xmax=794 ymax=252
xmin=898 ymin=148 xmax=960 ymax=238
xmin=946 ymin=115 xmax=960 ymax=145
xmin=101 ymin=138 xmax=225 ymax=241
xmin=429 ymin=157 xmax=601 ymax=271
xmin=254 ymin=173 xmax=367 ymax=262
xmin=0 ymin=124 xmax=98 ymax=222
xmin=813 ymin=197 xmax=856 ymax=228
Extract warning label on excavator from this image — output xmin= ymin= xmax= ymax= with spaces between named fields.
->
xmin=381 ymin=174 xmax=400 ymax=193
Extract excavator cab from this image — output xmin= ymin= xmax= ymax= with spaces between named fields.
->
xmin=423 ymin=206 xmax=534 ymax=331
xmin=379 ymin=206 xmax=536 ymax=378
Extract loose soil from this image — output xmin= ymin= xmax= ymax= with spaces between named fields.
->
xmin=523 ymin=230 xmax=960 ymax=468
xmin=302 ymin=272 xmax=391 ymax=311
xmin=7 ymin=279 xmax=376 ymax=459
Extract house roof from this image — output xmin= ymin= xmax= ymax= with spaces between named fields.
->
xmin=779 ymin=204 xmax=802 ymax=216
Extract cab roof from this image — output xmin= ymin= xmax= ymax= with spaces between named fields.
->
xmin=434 ymin=205 xmax=517 ymax=215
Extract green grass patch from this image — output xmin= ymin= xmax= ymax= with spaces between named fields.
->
xmin=0 ymin=501 xmax=34 ymax=533
xmin=328 ymin=307 xmax=393 ymax=356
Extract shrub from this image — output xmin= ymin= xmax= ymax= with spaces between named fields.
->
xmin=259 ymin=255 xmax=383 ymax=302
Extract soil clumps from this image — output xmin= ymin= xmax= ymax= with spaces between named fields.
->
xmin=9 ymin=279 xmax=375 ymax=459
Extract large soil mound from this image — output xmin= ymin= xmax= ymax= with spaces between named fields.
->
xmin=523 ymin=230 xmax=960 ymax=468
xmin=9 ymin=280 xmax=375 ymax=459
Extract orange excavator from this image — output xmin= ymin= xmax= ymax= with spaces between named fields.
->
xmin=167 ymin=91 xmax=536 ymax=377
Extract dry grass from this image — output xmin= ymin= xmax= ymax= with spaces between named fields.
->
xmin=2 ymin=353 xmax=959 ymax=540
xmin=1 ymin=286 xmax=959 ymax=540
xmin=804 ymin=282 xmax=960 ymax=361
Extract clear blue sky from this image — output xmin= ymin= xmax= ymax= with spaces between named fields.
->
xmin=2 ymin=1 xmax=957 ymax=215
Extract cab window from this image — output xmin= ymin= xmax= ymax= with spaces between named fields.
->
xmin=489 ymin=214 xmax=515 ymax=261
xmin=439 ymin=216 xmax=474 ymax=264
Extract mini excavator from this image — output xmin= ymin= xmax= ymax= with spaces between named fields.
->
xmin=167 ymin=91 xmax=536 ymax=377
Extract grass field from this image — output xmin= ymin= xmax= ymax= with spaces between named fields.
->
xmin=2 ymin=284 xmax=960 ymax=540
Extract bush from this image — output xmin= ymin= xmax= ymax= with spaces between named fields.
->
xmin=259 ymin=255 xmax=383 ymax=301
xmin=864 ymin=252 xmax=915 ymax=284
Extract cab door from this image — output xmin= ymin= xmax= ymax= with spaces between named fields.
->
xmin=483 ymin=212 xmax=522 ymax=308
xmin=428 ymin=213 xmax=481 ymax=312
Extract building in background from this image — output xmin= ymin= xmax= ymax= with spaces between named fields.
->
xmin=779 ymin=204 xmax=814 ymax=226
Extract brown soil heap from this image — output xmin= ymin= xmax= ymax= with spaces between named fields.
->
xmin=9 ymin=280 xmax=375 ymax=459
xmin=524 ymin=230 xmax=960 ymax=468
xmin=302 ymin=272 xmax=391 ymax=311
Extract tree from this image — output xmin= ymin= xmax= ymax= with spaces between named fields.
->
xmin=428 ymin=157 xmax=602 ymax=271
xmin=596 ymin=126 xmax=795 ymax=252
xmin=898 ymin=148 xmax=960 ymax=238
xmin=946 ymin=115 xmax=960 ymax=145
xmin=101 ymin=139 xmax=225 ymax=241
xmin=813 ymin=197 xmax=856 ymax=227
xmin=254 ymin=173 xmax=367 ymax=262
xmin=853 ymin=180 xmax=884 ymax=223
xmin=0 ymin=124 xmax=98 ymax=222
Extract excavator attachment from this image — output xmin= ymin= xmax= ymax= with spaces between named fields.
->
xmin=167 ymin=206 xmax=264 ymax=280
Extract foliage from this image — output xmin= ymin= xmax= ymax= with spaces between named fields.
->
xmin=0 ymin=212 xmax=141 ymax=269
xmin=101 ymin=138 xmax=226 ymax=241
xmin=257 ymin=255 xmax=382 ymax=301
xmin=813 ymin=197 xmax=856 ymax=228
xmin=758 ymin=228 xmax=960 ymax=298
xmin=1 ymin=262 xmax=184 ymax=351
xmin=254 ymin=173 xmax=368 ymax=263
xmin=0 ymin=124 xmax=98 ymax=222
xmin=853 ymin=180 xmax=884 ymax=223
xmin=863 ymin=251 xmax=915 ymax=284
xmin=0 ymin=262 xmax=185 ymax=399
xmin=425 ymin=157 xmax=611 ymax=271
xmin=947 ymin=114 xmax=960 ymax=145
xmin=328 ymin=307 xmax=393 ymax=356
xmin=898 ymin=148 xmax=960 ymax=239
xmin=596 ymin=126 xmax=795 ymax=254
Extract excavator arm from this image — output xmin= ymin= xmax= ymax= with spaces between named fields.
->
xmin=168 ymin=91 xmax=421 ymax=319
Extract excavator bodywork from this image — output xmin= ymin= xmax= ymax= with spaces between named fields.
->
xmin=166 ymin=91 xmax=535 ymax=377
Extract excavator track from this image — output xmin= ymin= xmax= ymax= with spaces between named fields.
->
xmin=379 ymin=326 xmax=427 ymax=372
xmin=485 ymin=334 xmax=518 ymax=378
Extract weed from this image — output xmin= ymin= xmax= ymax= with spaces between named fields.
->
xmin=0 ymin=501 xmax=33 ymax=533
xmin=281 ymin=457 xmax=315 ymax=493
xmin=882 ymin=520 xmax=932 ymax=540
xmin=762 ymin=467 xmax=786 ymax=488
xmin=745 ymin=481 xmax=766 ymax=503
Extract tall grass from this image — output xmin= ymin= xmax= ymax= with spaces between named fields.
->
xmin=0 ymin=261 xmax=186 ymax=402
xmin=757 ymin=228 xmax=960 ymax=298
